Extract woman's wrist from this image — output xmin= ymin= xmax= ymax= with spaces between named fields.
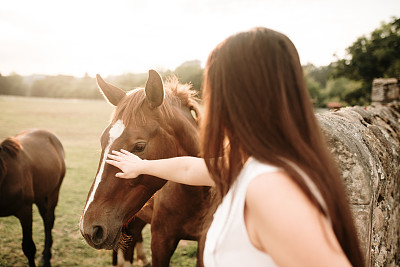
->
xmin=140 ymin=159 xmax=151 ymax=176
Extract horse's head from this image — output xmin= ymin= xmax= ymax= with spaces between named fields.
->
xmin=80 ymin=70 xmax=200 ymax=249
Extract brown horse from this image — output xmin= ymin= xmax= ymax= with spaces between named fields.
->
xmin=0 ymin=129 xmax=66 ymax=267
xmin=80 ymin=70 xmax=212 ymax=266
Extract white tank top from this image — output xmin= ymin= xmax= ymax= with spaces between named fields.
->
xmin=203 ymin=157 xmax=330 ymax=266
xmin=203 ymin=157 xmax=280 ymax=267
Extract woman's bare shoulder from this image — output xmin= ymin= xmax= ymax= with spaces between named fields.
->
xmin=246 ymin=170 xmax=303 ymax=205
xmin=245 ymin=171 xmax=349 ymax=266
xmin=245 ymin=170 xmax=323 ymax=232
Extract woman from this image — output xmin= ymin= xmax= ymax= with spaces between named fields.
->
xmin=107 ymin=27 xmax=364 ymax=266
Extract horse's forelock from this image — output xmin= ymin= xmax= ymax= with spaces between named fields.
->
xmin=112 ymin=78 xmax=198 ymax=127
xmin=112 ymin=88 xmax=147 ymax=126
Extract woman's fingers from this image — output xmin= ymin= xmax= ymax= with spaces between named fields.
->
xmin=106 ymin=156 xmax=121 ymax=165
xmin=105 ymin=159 xmax=119 ymax=167
xmin=109 ymin=149 xmax=137 ymax=160
xmin=108 ymin=151 xmax=127 ymax=161
xmin=111 ymin=150 xmax=124 ymax=156
xmin=107 ymin=154 xmax=116 ymax=160
xmin=116 ymin=172 xmax=134 ymax=179
xmin=115 ymin=172 xmax=125 ymax=178
xmin=120 ymin=149 xmax=132 ymax=155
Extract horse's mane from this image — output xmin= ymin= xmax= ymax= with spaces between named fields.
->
xmin=0 ymin=137 xmax=22 ymax=179
xmin=112 ymin=76 xmax=199 ymax=126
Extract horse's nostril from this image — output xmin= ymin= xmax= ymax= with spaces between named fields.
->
xmin=92 ymin=225 xmax=104 ymax=245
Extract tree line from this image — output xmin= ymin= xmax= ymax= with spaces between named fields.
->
xmin=0 ymin=60 xmax=203 ymax=100
xmin=1 ymin=17 xmax=399 ymax=108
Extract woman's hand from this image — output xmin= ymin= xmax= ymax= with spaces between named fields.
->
xmin=106 ymin=149 xmax=143 ymax=179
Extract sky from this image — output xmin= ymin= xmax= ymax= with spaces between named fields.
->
xmin=0 ymin=0 xmax=399 ymax=77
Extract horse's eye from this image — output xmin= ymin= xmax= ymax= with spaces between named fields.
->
xmin=132 ymin=142 xmax=146 ymax=153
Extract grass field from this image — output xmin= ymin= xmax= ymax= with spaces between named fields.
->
xmin=0 ymin=95 xmax=197 ymax=267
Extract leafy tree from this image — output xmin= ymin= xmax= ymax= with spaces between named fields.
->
xmin=323 ymin=77 xmax=363 ymax=106
xmin=0 ymin=73 xmax=29 ymax=96
xmin=332 ymin=16 xmax=400 ymax=105
xmin=304 ymin=72 xmax=324 ymax=107
xmin=303 ymin=64 xmax=333 ymax=88
xmin=303 ymin=64 xmax=336 ymax=107
xmin=72 ymin=73 xmax=101 ymax=99
xmin=30 ymin=75 xmax=75 ymax=97
xmin=173 ymin=60 xmax=203 ymax=95
xmin=29 ymin=74 xmax=100 ymax=99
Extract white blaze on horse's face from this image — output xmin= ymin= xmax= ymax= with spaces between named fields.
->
xmin=80 ymin=120 xmax=125 ymax=233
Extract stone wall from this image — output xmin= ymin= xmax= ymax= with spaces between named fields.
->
xmin=316 ymin=78 xmax=400 ymax=266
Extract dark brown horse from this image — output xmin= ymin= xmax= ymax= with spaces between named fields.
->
xmin=80 ymin=70 xmax=212 ymax=266
xmin=0 ymin=129 xmax=66 ymax=267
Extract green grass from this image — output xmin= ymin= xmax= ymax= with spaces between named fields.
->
xmin=0 ymin=96 xmax=197 ymax=267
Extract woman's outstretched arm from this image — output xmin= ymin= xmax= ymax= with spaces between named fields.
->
xmin=106 ymin=149 xmax=215 ymax=187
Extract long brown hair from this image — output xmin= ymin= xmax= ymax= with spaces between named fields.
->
xmin=201 ymin=27 xmax=364 ymax=267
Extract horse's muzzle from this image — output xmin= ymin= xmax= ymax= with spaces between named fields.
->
xmin=80 ymin=222 xmax=119 ymax=250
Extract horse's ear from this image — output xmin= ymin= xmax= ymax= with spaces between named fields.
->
xmin=96 ymin=74 xmax=126 ymax=106
xmin=145 ymin=69 xmax=164 ymax=109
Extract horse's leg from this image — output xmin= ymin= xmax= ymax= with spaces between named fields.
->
xmin=113 ymin=217 xmax=149 ymax=267
xmin=150 ymin=227 xmax=179 ymax=267
xmin=131 ymin=222 xmax=150 ymax=267
xmin=133 ymin=198 xmax=153 ymax=266
xmin=37 ymin=190 xmax=59 ymax=267
xmin=112 ymin=240 xmax=134 ymax=267
xmin=112 ymin=235 xmax=135 ymax=266
xmin=112 ymin=247 xmax=132 ymax=266
xmin=16 ymin=205 xmax=37 ymax=267
xmin=126 ymin=218 xmax=149 ymax=266
xmin=112 ymin=249 xmax=118 ymax=265
xmin=124 ymin=240 xmax=135 ymax=264
xmin=196 ymin=232 xmax=207 ymax=267
xmin=136 ymin=241 xmax=151 ymax=267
